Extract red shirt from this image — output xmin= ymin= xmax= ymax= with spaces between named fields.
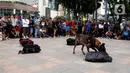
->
xmin=66 ymin=20 xmax=70 ymax=26
xmin=16 ymin=25 xmax=21 ymax=32
xmin=71 ymin=21 xmax=75 ymax=29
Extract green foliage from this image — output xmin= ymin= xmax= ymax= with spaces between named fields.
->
xmin=54 ymin=16 xmax=66 ymax=20
xmin=55 ymin=0 xmax=101 ymax=16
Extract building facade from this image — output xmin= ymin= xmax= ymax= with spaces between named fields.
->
xmin=20 ymin=0 xmax=64 ymax=18
xmin=0 ymin=0 xmax=38 ymax=16
xmin=0 ymin=0 xmax=20 ymax=1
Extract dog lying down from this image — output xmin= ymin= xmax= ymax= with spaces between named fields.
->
xmin=73 ymin=33 xmax=107 ymax=55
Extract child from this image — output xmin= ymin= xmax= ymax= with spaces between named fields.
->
xmin=106 ymin=31 xmax=114 ymax=39
xmin=39 ymin=26 xmax=47 ymax=38
xmin=15 ymin=24 xmax=21 ymax=38
xmin=10 ymin=27 xmax=17 ymax=38
xmin=2 ymin=29 xmax=6 ymax=41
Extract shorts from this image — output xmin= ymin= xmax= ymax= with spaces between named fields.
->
xmin=66 ymin=26 xmax=70 ymax=31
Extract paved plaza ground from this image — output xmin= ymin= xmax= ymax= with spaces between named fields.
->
xmin=0 ymin=37 xmax=130 ymax=73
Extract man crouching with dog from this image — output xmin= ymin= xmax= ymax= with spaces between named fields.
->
xmin=73 ymin=30 xmax=107 ymax=55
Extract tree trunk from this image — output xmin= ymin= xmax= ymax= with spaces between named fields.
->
xmin=74 ymin=12 xmax=78 ymax=19
xmin=118 ymin=15 xmax=123 ymax=23
xmin=87 ymin=13 xmax=89 ymax=21
xmin=95 ymin=0 xmax=98 ymax=23
xmin=93 ymin=12 xmax=95 ymax=20
xmin=68 ymin=9 xmax=70 ymax=19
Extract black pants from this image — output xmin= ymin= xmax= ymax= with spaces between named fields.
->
xmin=98 ymin=29 xmax=103 ymax=37
xmin=47 ymin=28 xmax=54 ymax=37
xmin=23 ymin=27 xmax=29 ymax=37
xmin=19 ymin=27 xmax=23 ymax=39
xmin=78 ymin=26 xmax=82 ymax=34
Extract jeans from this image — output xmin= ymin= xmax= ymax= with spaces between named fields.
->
xmin=35 ymin=27 xmax=40 ymax=38
xmin=23 ymin=27 xmax=29 ymax=37
xmin=30 ymin=28 xmax=33 ymax=34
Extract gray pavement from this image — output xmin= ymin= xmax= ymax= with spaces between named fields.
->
xmin=0 ymin=37 xmax=130 ymax=73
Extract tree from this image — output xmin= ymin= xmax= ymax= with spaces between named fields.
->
xmin=54 ymin=0 xmax=102 ymax=19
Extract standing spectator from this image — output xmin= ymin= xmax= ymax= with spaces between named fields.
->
xmin=34 ymin=16 xmax=40 ymax=38
xmin=22 ymin=16 xmax=29 ymax=38
xmin=128 ymin=24 xmax=130 ymax=39
xmin=65 ymin=19 xmax=71 ymax=36
xmin=11 ymin=15 xmax=17 ymax=27
xmin=122 ymin=26 xmax=129 ymax=40
xmin=120 ymin=19 xmax=127 ymax=31
xmin=47 ymin=18 xmax=53 ymax=37
xmin=29 ymin=16 xmax=35 ymax=38
xmin=103 ymin=21 xmax=109 ymax=37
xmin=77 ymin=18 xmax=83 ymax=34
xmin=57 ymin=19 xmax=62 ymax=36
xmin=86 ymin=21 xmax=91 ymax=35
xmin=52 ymin=19 xmax=57 ymax=37
xmin=61 ymin=20 xmax=66 ymax=36
xmin=1 ymin=14 xmax=12 ymax=39
xmin=17 ymin=16 xmax=23 ymax=38
xmin=90 ymin=21 xmax=96 ymax=36
xmin=70 ymin=20 xmax=76 ymax=36
xmin=98 ymin=22 xmax=104 ymax=37
xmin=15 ymin=22 xmax=21 ymax=38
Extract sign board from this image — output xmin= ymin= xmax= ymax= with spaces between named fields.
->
xmin=115 ymin=4 xmax=125 ymax=15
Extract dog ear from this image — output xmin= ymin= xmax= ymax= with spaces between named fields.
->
xmin=102 ymin=43 xmax=105 ymax=46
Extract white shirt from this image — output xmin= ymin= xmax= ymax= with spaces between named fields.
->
xmin=98 ymin=24 xmax=103 ymax=29
xmin=120 ymin=23 xmax=124 ymax=30
xmin=42 ymin=22 xmax=45 ymax=26
xmin=11 ymin=18 xmax=17 ymax=27
xmin=22 ymin=19 xmax=29 ymax=27
xmin=35 ymin=19 xmax=40 ymax=25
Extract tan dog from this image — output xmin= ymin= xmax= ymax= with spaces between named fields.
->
xmin=73 ymin=33 xmax=106 ymax=55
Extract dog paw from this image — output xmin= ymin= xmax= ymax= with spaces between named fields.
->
xmin=73 ymin=52 xmax=75 ymax=54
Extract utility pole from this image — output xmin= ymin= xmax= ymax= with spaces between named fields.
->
xmin=95 ymin=0 xmax=97 ymax=23
xmin=105 ymin=0 xmax=108 ymax=21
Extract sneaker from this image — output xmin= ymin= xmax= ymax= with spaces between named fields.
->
xmin=26 ymin=36 xmax=29 ymax=39
xmin=23 ymin=36 xmax=26 ymax=38
xmin=18 ymin=50 xmax=23 ymax=54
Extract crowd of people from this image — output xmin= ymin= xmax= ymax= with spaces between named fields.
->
xmin=0 ymin=14 xmax=130 ymax=41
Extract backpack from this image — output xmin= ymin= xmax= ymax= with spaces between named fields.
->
xmin=18 ymin=44 xmax=41 ymax=54
xmin=19 ymin=38 xmax=34 ymax=46
xmin=123 ymin=30 xmax=129 ymax=36
xmin=66 ymin=38 xmax=81 ymax=46
xmin=85 ymin=52 xmax=112 ymax=62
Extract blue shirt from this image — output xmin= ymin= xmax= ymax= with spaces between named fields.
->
xmin=17 ymin=20 xmax=23 ymax=27
xmin=86 ymin=23 xmax=91 ymax=31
